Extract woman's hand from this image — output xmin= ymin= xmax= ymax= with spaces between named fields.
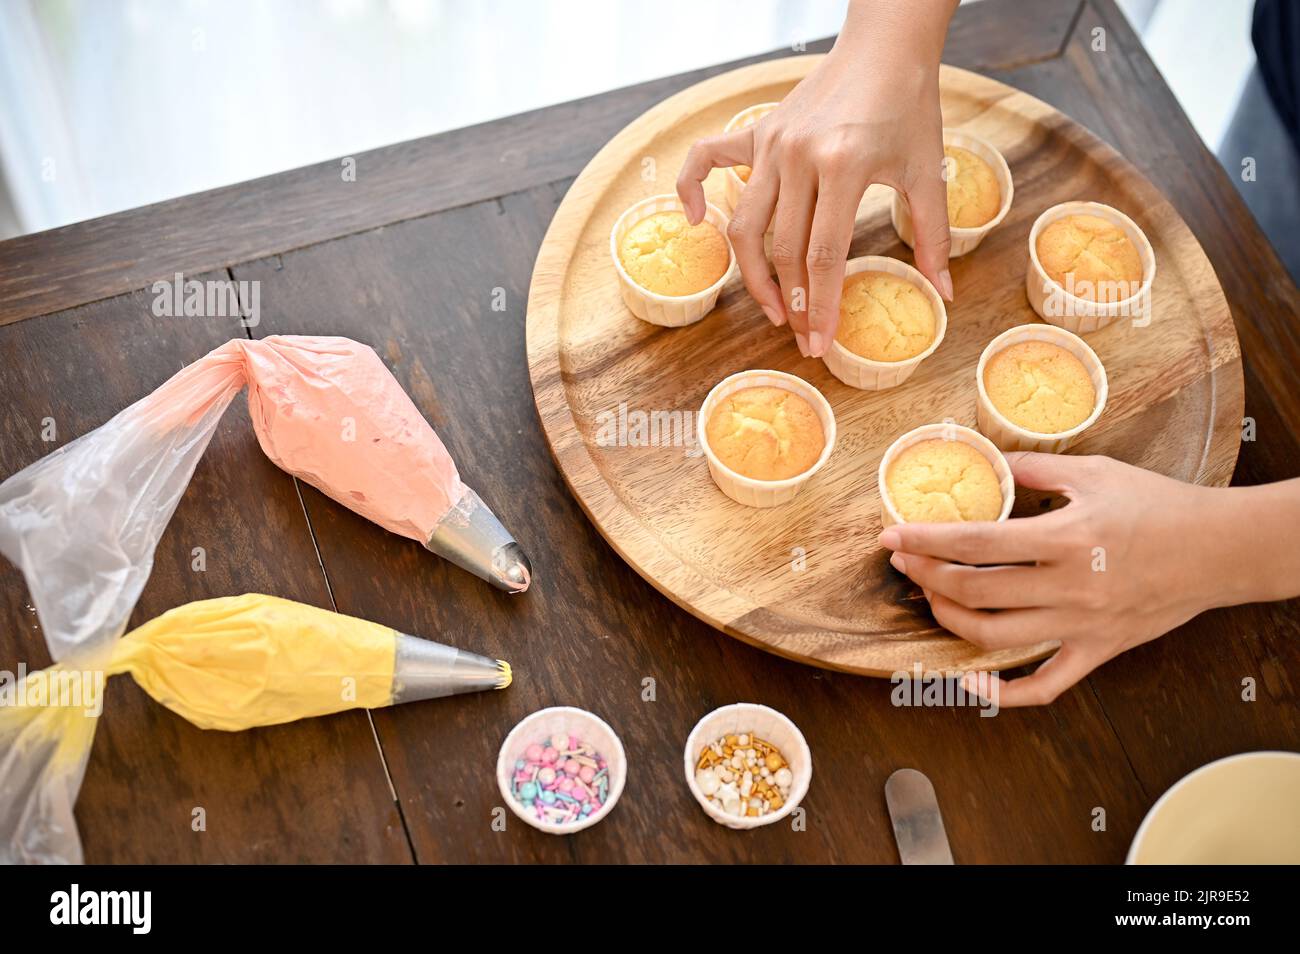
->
xmin=879 ymin=453 xmax=1300 ymax=707
xmin=675 ymin=0 xmax=958 ymax=359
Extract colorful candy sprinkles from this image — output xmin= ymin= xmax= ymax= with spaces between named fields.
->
xmin=511 ymin=732 xmax=609 ymax=825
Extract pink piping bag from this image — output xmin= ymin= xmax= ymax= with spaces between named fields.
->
xmin=0 ymin=335 xmax=529 ymax=863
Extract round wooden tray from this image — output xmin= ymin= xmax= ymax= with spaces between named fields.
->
xmin=526 ymin=56 xmax=1242 ymax=676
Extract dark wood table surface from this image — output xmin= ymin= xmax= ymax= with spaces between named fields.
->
xmin=1 ymin=0 xmax=1297 ymax=864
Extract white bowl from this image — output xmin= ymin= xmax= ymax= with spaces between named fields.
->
xmin=683 ymin=703 xmax=812 ymax=830
xmin=697 ymin=369 xmax=836 ymax=508
xmin=496 ymin=706 xmax=627 ymax=835
xmin=1127 ymin=751 xmax=1300 ymax=864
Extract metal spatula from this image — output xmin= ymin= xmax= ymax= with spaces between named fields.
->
xmin=885 ymin=768 xmax=955 ymax=865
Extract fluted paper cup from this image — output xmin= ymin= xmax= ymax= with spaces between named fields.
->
xmin=892 ymin=128 xmax=1014 ymax=258
xmin=822 ymin=256 xmax=947 ymax=391
xmin=610 ymin=193 xmax=736 ymax=327
xmin=1025 ymin=200 xmax=1156 ymax=334
xmin=497 ymin=706 xmax=627 ymax=835
xmin=722 ymin=102 xmax=780 ymax=216
xmin=684 ymin=703 xmax=812 ymax=830
xmin=697 ymin=369 xmax=836 ymax=508
xmin=878 ymin=422 xmax=1014 ymax=529
xmin=975 ymin=323 xmax=1109 ymax=453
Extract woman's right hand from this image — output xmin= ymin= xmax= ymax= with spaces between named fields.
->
xmin=676 ymin=0 xmax=958 ymax=358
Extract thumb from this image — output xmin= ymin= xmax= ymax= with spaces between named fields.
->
xmin=676 ymin=128 xmax=753 ymax=225
xmin=902 ymin=149 xmax=953 ymax=301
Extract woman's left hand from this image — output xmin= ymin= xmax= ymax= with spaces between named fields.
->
xmin=878 ymin=452 xmax=1250 ymax=707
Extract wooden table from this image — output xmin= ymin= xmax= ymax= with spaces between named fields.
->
xmin=1 ymin=0 xmax=1296 ymax=864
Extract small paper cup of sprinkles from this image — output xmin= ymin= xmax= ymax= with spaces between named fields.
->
xmin=697 ymin=369 xmax=836 ymax=508
xmin=609 ymin=193 xmax=736 ymax=328
xmin=892 ymin=128 xmax=1014 ymax=258
xmin=497 ymin=706 xmax=627 ymax=835
xmin=721 ymin=102 xmax=780 ymax=215
xmin=976 ymin=323 xmax=1109 ymax=454
xmin=822 ymin=256 xmax=947 ymax=391
xmin=877 ymin=422 xmax=1014 ymax=530
xmin=685 ymin=703 xmax=812 ymax=830
xmin=1025 ymin=200 xmax=1156 ymax=334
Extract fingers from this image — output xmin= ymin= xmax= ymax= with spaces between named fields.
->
xmin=889 ymin=552 xmax=1057 ymax=609
xmin=803 ymin=172 xmax=865 ymax=357
xmin=1007 ymin=452 xmax=1112 ymax=497
xmin=676 ymin=128 xmax=754 ymax=224
xmin=727 ymin=165 xmax=785 ymax=327
xmin=926 ymin=594 xmax=1060 ymax=650
xmin=902 ymin=145 xmax=953 ymax=301
xmin=880 ymin=514 xmax=1069 ymax=566
xmin=965 ymin=645 xmax=1097 ymax=708
xmin=770 ymin=174 xmax=817 ymax=355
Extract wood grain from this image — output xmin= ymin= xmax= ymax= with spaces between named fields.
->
xmin=0 ymin=0 xmax=1084 ymax=328
xmin=0 ymin=282 xmax=411 ymax=863
xmin=230 ymin=188 xmax=1150 ymax=864
xmin=525 ymin=56 xmax=1243 ymax=676
xmin=0 ymin=0 xmax=1293 ymax=864
xmin=989 ymin=0 xmax=1300 ymax=811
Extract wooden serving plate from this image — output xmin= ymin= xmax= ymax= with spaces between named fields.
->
xmin=526 ymin=56 xmax=1242 ymax=676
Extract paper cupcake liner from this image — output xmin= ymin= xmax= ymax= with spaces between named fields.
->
xmin=610 ymin=193 xmax=736 ymax=328
xmin=683 ymin=703 xmax=812 ymax=831
xmin=1025 ymin=200 xmax=1156 ymax=334
xmin=975 ymin=323 xmax=1109 ymax=453
xmin=496 ymin=706 xmax=627 ymax=835
xmin=697 ymin=369 xmax=836 ymax=508
xmin=891 ymin=128 xmax=1014 ymax=258
xmin=722 ymin=102 xmax=779 ymax=217
xmin=822 ymin=256 xmax=947 ymax=391
xmin=877 ymin=422 xmax=1015 ymax=529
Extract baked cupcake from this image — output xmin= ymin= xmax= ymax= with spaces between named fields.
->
xmin=878 ymin=423 xmax=1014 ymax=528
xmin=976 ymin=324 xmax=1108 ymax=453
xmin=1026 ymin=201 xmax=1155 ymax=333
xmin=698 ymin=370 xmax=836 ymax=508
xmin=984 ymin=341 xmax=1095 ymax=433
xmin=886 ymin=439 xmax=1004 ymax=523
xmin=618 ymin=210 xmax=729 ymax=297
xmin=822 ymin=256 xmax=946 ymax=390
xmin=1036 ymin=214 xmax=1142 ymax=304
xmin=610 ymin=194 xmax=735 ymax=327
xmin=704 ymin=386 xmax=825 ymax=481
xmin=891 ymin=129 xmax=1013 ymax=257
xmin=944 ymin=145 xmax=1001 ymax=228
xmin=722 ymin=102 xmax=779 ymax=214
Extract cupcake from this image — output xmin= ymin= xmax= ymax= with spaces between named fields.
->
xmin=704 ymin=386 xmax=825 ymax=481
xmin=976 ymin=323 xmax=1108 ymax=453
xmin=944 ymin=145 xmax=1001 ymax=228
xmin=610 ymin=194 xmax=735 ymax=327
xmin=1037 ymin=215 xmax=1142 ymax=303
xmin=878 ymin=423 xmax=1014 ymax=528
xmin=892 ymin=129 xmax=1014 ymax=257
xmin=1026 ymin=201 xmax=1155 ymax=333
xmin=822 ymin=256 xmax=946 ymax=390
xmin=722 ymin=102 xmax=779 ymax=215
xmin=698 ymin=370 xmax=835 ymax=508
